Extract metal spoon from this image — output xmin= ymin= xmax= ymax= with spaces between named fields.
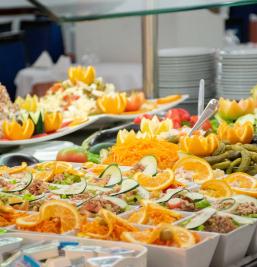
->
xmin=189 ymin=98 xmax=219 ymax=136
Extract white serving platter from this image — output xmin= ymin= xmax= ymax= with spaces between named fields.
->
xmin=0 ymin=95 xmax=188 ymax=147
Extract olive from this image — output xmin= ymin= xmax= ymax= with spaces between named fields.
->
xmin=160 ymin=228 xmax=173 ymax=241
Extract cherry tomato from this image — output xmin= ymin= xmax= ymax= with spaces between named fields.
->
xmin=133 ymin=114 xmax=154 ymax=124
xmin=125 ymin=92 xmax=145 ymax=112
xmin=190 ymin=115 xmax=212 ymax=131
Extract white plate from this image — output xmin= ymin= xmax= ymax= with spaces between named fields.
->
xmin=159 ymin=47 xmax=215 ymax=57
xmin=96 ymin=94 xmax=188 ymax=122
xmin=0 ymin=116 xmax=99 ymax=147
xmin=0 ymin=95 xmax=188 ymax=147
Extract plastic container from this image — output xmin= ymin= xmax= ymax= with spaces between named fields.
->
xmin=3 ymin=232 xmax=147 ymax=267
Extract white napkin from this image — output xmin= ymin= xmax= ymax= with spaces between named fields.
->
xmin=52 ymin=55 xmax=71 ymax=80
xmin=32 ymin=51 xmax=53 ymax=68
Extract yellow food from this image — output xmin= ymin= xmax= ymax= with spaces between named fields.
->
xmin=15 ymin=95 xmax=38 ymax=112
xmin=104 ymin=138 xmax=179 ymax=169
xmin=173 ymin=156 xmax=213 ymax=184
xmin=3 ymin=119 xmax=35 ymax=140
xmin=97 ymin=92 xmax=127 ymax=114
xmin=179 ymin=134 xmax=219 ymax=157
xmin=140 ymin=116 xmax=173 ymax=137
xmin=218 ymin=97 xmax=255 ymax=120
xmin=128 ymin=201 xmax=182 ymax=225
xmin=68 ymin=65 xmax=96 ymax=85
xmin=44 ymin=111 xmax=63 ymax=133
xmin=156 ymin=95 xmax=181 ymax=105
xmin=217 ymin=121 xmax=254 ymax=144
xmin=39 ymin=200 xmax=81 ymax=232
xmin=223 ymin=172 xmax=257 ymax=189
xmin=135 ymin=169 xmax=175 ymax=191
xmin=200 ymin=179 xmax=232 ymax=199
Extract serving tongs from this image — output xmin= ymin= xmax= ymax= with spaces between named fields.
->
xmin=188 ymin=98 xmax=219 ymax=136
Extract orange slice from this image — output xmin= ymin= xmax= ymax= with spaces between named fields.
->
xmin=160 ymin=224 xmax=196 ymax=248
xmin=223 ymin=172 xmax=257 ymax=189
xmin=200 ymin=179 xmax=232 ymax=199
xmin=69 ymin=117 xmax=88 ymax=127
xmin=36 ymin=161 xmax=73 ymax=175
xmin=34 ymin=170 xmax=53 ymax=181
xmin=135 ymin=169 xmax=174 ymax=191
xmin=156 ymin=95 xmax=181 ymax=105
xmin=232 ymin=187 xmax=257 ymax=198
xmin=39 ymin=200 xmax=81 ymax=232
xmin=173 ymin=156 xmax=213 ymax=184
xmin=121 ymin=229 xmax=158 ymax=244
xmin=8 ymin=162 xmax=27 ymax=174
xmin=16 ymin=213 xmax=40 ymax=228
xmin=128 ymin=208 xmax=148 ymax=224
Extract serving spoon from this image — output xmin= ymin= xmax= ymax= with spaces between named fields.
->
xmin=188 ymin=98 xmax=219 ymax=136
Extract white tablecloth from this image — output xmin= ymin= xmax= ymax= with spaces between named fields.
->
xmin=15 ymin=62 xmax=142 ymax=97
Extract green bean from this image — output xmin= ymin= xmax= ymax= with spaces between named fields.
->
xmin=237 ymin=149 xmax=251 ymax=172
xmin=212 ymin=161 xmax=231 ymax=170
xmin=204 ymin=152 xmax=230 ymax=165
xmin=227 ymin=150 xmax=241 ymax=160
xmin=246 ymin=165 xmax=257 ymax=176
xmin=226 ymin=158 xmax=241 ymax=174
xmin=250 ymin=151 xmax=257 ymax=163
xmin=212 ymin=142 xmax=226 ymax=156
xmin=243 ymin=144 xmax=257 ymax=153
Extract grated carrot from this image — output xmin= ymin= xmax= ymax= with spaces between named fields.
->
xmin=104 ymin=138 xmax=178 ymax=169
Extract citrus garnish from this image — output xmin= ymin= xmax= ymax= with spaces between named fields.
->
xmin=232 ymin=187 xmax=257 ymax=198
xmin=223 ymin=172 xmax=257 ymax=189
xmin=34 ymin=170 xmax=54 ymax=182
xmin=128 ymin=208 xmax=149 ymax=224
xmin=200 ymin=179 xmax=232 ymax=199
xmin=16 ymin=214 xmax=40 ymax=228
xmin=173 ymin=156 xmax=213 ymax=184
xmin=121 ymin=230 xmax=156 ymax=244
xmin=39 ymin=200 xmax=81 ymax=232
xmin=135 ymin=169 xmax=174 ymax=191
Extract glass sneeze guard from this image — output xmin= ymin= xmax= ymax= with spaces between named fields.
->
xmin=28 ymin=0 xmax=257 ymax=22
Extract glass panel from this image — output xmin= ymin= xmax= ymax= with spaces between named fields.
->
xmin=30 ymin=0 xmax=257 ymax=22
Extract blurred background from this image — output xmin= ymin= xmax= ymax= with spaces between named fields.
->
xmin=1 ymin=1 xmax=257 ymax=104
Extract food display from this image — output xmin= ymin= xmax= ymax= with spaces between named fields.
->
xmin=0 ymin=66 xmax=185 ymax=144
xmin=2 ymin=73 xmax=257 ymax=267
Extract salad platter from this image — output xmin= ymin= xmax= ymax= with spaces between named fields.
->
xmin=0 ymin=65 xmax=188 ymax=147
xmin=2 ymin=70 xmax=257 ymax=266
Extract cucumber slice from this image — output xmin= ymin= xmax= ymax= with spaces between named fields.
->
xmin=2 ymin=173 xmax=33 ymax=193
xmin=183 ymin=192 xmax=204 ymax=202
xmin=99 ymin=164 xmax=122 ymax=188
xmin=29 ymin=111 xmax=44 ymax=135
xmin=156 ymin=188 xmax=185 ymax=203
xmin=111 ymin=179 xmax=139 ymax=196
xmin=185 ymin=207 xmax=216 ymax=229
xmin=138 ymin=155 xmax=158 ymax=176
xmin=137 ymin=186 xmax=150 ymax=200
xmin=49 ymin=179 xmax=87 ymax=195
xmin=102 ymin=196 xmax=128 ymax=210
xmin=216 ymin=198 xmax=237 ymax=212
xmin=236 ymin=114 xmax=256 ymax=125
xmin=87 ymin=184 xmax=112 ymax=193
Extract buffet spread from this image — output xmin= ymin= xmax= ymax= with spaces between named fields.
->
xmin=1 ymin=65 xmax=257 ymax=267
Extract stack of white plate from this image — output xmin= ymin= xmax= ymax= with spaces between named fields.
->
xmin=158 ymin=48 xmax=216 ymax=103
xmin=217 ymin=47 xmax=257 ymax=99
